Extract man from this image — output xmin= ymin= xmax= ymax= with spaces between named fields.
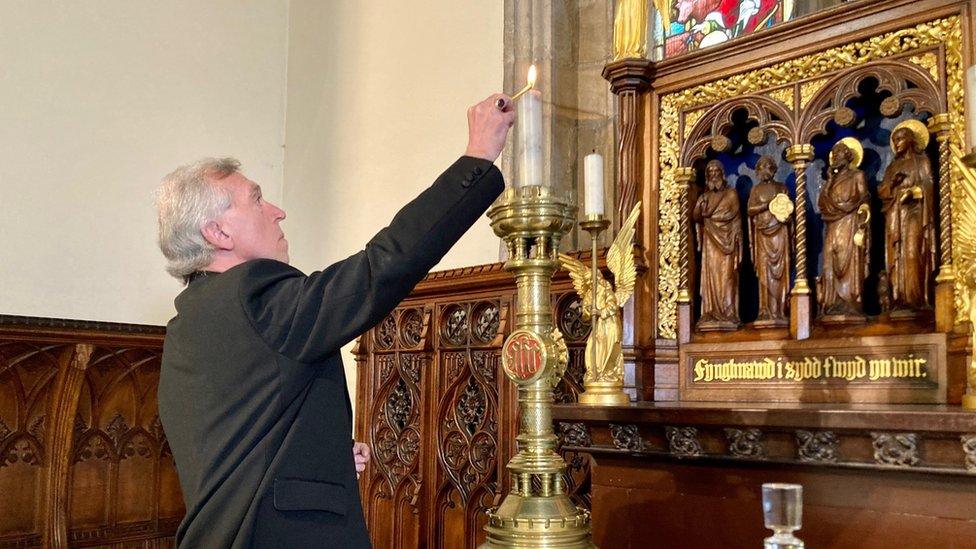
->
xmin=155 ymin=93 xmax=514 ymax=548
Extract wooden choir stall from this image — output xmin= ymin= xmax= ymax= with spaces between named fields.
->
xmin=354 ymin=1 xmax=976 ymax=547
xmin=0 ymin=317 xmax=181 ymax=547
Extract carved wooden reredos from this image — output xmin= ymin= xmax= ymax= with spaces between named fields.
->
xmin=657 ymin=16 xmax=967 ymax=340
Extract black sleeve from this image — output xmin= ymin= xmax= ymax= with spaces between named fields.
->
xmin=238 ymin=156 xmax=504 ymax=364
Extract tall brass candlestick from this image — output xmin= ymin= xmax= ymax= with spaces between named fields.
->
xmin=483 ymin=185 xmax=594 ymax=548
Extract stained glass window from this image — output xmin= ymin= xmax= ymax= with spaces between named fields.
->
xmin=652 ymin=0 xmax=844 ymax=59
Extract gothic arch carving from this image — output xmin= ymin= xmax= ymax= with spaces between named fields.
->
xmin=798 ymin=59 xmax=943 ymax=143
xmin=681 ymin=95 xmax=795 ymax=167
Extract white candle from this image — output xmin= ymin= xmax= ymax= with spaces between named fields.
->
xmin=584 ymin=151 xmax=604 ymax=216
xmin=966 ymin=65 xmax=976 ymax=148
xmin=517 ymin=88 xmax=543 ymax=187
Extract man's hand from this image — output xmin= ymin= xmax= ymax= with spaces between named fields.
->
xmin=465 ymin=93 xmax=516 ymax=162
xmin=353 ymin=441 xmax=370 ymax=479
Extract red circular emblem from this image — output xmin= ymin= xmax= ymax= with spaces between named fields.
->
xmin=502 ymin=330 xmax=546 ymax=382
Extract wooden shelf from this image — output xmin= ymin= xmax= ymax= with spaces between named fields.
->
xmin=554 ymin=401 xmax=976 ymax=433
xmin=553 ymin=402 xmax=976 ymax=475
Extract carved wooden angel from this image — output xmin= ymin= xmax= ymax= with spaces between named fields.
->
xmin=559 ymin=203 xmax=641 ymax=384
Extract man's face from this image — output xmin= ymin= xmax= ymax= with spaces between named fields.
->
xmin=212 ymin=173 xmax=289 ymax=264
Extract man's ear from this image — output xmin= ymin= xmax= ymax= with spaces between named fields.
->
xmin=201 ymin=220 xmax=234 ymax=251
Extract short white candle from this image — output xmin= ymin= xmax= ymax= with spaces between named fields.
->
xmin=517 ymin=89 xmax=543 ymax=187
xmin=966 ymin=65 xmax=976 ymax=148
xmin=584 ymin=151 xmax=604 ymax=216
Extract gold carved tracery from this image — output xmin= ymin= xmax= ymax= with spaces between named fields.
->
xmin=657 ymin=16 xmax=967 ymax=339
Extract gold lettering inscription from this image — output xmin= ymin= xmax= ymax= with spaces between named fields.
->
xmin=693 ymin=354 xmax=928 ymax=383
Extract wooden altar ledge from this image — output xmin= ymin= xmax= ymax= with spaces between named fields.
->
xmin=553 ymin=402 xmax=976 ymax=548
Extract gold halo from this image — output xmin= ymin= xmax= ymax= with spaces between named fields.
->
xmin=891 ymin=119 xmax=930 ymax=150
xmin=829 ymin=137 xmax=864 ymax=168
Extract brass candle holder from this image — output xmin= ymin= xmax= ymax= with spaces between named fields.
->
xmin=560 ymin=205 xmax=641 ymax=407
xmin=576 ymin=215 xmax=629 ymax=406
xmin=483 ymin=185 xmax=594 ymax=548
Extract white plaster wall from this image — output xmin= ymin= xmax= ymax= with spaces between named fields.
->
xmin=284 ymin=0 xmax=505 ymax=404
xmin=0 ymin=1 xmax=289 ymax=324
xmin=0 ymin=1 xmax=504 ymax=415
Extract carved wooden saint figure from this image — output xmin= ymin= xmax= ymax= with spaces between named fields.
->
xmin=818 ymin=138 xmax=871 ymax=322
xmin=748 ymin=155 xmax=792 ymax=327
xmin=878 ymin=120 xmax=936 ymax=316
xmin=694 ymin=159 xmax=742 ymax=330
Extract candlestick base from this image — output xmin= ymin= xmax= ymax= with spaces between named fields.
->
xmin=578 ymin=381 xmax=630 ymax=405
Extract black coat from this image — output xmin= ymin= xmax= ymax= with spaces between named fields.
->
xmin=158 ymin=156 xmax=503 ymax=548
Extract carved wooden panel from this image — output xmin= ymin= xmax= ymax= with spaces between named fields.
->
xmin=355 ymin=266 xmax=594 ymax=549
xmin=431 ymin=300 xmax=503 ymax=549
xmin=0 ymin=317 xmax=179 ymax=548
xmin=69 ymin=346 xmax=180 ymax=545
xmin=0 ymin=340 xmax=62 ymax=547
xmin=553 ymin=293 xmax=590 ymax=404
xmin=360 ymin=307 xmax=430 ymax=549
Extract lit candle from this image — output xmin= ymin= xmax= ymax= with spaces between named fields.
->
xmin=584 ymin=151 xmax=604 ymax=216
xmin=517 ymin=65 xmax=543 ymax=187
xmin=517 ymin=89 xmax=543 ymax=187
xmin=967 ymin=65 xmax=976 ymax=148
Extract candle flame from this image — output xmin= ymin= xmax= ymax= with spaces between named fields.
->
xmin=506 ymin=64 xmax=539 ymax=104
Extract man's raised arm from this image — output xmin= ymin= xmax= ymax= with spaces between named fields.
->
xmin=240 ymin=94 xmax=515 ymax=363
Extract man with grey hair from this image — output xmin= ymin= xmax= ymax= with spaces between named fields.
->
xmin=156 ymin=93 xmax=515 ymax=548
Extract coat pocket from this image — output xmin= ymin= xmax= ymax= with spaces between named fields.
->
xmin=273 ymin=478 xmax=348 ymax=516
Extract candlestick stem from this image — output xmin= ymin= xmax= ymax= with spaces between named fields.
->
xmin=579 ymin=215 xmax=610 ymax=323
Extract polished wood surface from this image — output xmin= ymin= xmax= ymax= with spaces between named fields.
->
xmin=590 ymin=456 xmax=976 ymax=549
xmin=0 ymin=315 xmax=180 ymax=548
xmin=554 ymin=402 xmax=976 ymax=547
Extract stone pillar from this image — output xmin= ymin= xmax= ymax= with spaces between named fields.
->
xmin=785 ymin=144 xmax=814 ymax=340
xmin=928 ymin=113 xmax=957 ymax=332
xmin=502 ymin=0 xmax=617 ymax=252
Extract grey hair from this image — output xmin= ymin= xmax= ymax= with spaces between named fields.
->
xmin=155 ymin=157 xmax=240 ymax=283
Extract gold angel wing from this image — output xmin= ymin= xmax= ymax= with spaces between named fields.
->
xmin=949 ymin=144 xmax=976 ymax=328
xmin=558 ymin=253 xmax=593 ymax=313
xmin=949 ymin=143 xmax=976 ymax=390
xmin=949 ymin=145 xmax=976 ymax=283
xmin=607 ymin=202 xmax=642 ymax=307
